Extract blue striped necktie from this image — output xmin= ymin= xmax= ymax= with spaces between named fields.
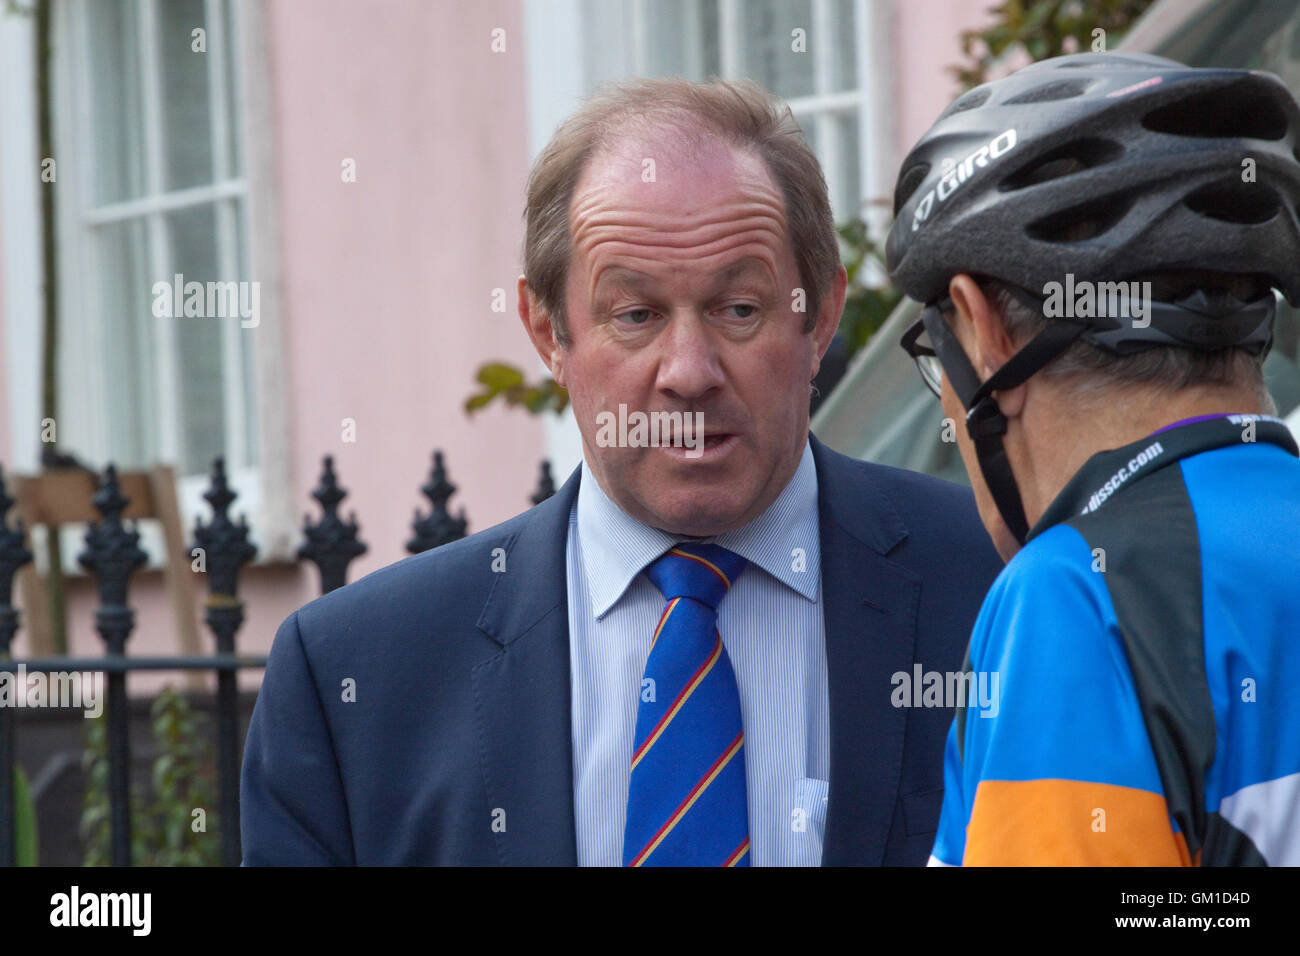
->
xmin=622 ymin=542 xmax=750 ymax=867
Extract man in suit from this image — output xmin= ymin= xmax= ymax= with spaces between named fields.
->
xmin=241 ymin=77 xmax=1003 ymax=865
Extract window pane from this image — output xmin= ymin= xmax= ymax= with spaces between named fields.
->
xmin=836 ymin=109 xmax=860 ymax=221
xmin=737 ymin=0 xmax=814 ymax=98
xmin=831 ymin=0 xmax=857 ymax=91
xmin=86 ymin=0 xmax=146 ymax=204
xmin=93 ymin=218 xmax=155 ymax=467
xmin=166 ymin=204 xmax=227 ymax=474
xmin=224 ymin=0 xmax=244 ymax=176
xmin=645 ymin=0 xmax=721 ymax=80
xmin=158 ymin=0 xmax=215 ymax=190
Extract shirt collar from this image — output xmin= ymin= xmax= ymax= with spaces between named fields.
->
xmin=576 ymin=439 xmax=821 ymax=619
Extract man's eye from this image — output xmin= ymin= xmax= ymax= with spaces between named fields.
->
xmin=723 ymin=304 xmax=758 ymax=319
xmin=617 ymin=309 xmax=654 ymax=325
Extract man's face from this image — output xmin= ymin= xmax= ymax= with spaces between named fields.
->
xmin=548 ymin=130 xmax=841 ymax=537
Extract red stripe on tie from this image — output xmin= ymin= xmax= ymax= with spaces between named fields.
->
xmin=668 ymin=547 xmax=732 ymax=589
xmin=650 ymin=597 xmax=680 ymax=650
xmin=628 ymin=730 xmax=744 ymax=867
xmin=630 ymin=635 xmax=721 ymax=770
xmin=722 ymin=837 xmax=750 ymax=867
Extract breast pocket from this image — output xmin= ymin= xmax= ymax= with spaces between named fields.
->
xmin=790 ymin=777 xmax=829 ymax=866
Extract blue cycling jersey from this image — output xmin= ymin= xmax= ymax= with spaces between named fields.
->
xmin=931 ymin=414 xmax=1300 ymax=865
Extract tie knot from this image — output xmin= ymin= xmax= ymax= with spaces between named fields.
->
xmin=644 ymin=542 xmax=747 ymax=610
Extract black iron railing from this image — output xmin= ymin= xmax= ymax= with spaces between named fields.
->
xmin=0 ymin=451 xmax=555 ymax=866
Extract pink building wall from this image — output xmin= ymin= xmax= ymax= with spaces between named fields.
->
xmin=891 ymin=0 xmax=999 ymax=170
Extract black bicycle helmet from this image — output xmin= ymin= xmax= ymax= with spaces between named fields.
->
xmin=887 ymin=51 xmax=1300 ymax=307
xmin=887 ymin=52 xmax=1300 ymax=546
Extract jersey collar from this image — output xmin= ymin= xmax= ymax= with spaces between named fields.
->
xmin=1028 ymin=414 xmax=1299 ymax=541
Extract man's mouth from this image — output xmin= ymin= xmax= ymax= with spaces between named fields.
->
xmin=658 ymin=432 xmax=738 ymax=461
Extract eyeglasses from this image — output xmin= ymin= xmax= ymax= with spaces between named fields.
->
xmin=900 ymin=308 xmax=946 ymax=399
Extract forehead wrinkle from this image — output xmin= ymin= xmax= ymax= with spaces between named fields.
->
xmin=593 ymin=254 xmax=775 ymax=297
xmin=574 ymin=212 xmax=787 ymax=258
xmin=573 ymin=203 xmax=789 ymax=278
xmin=570 ymin=195 xmax=786 ymax=239
xmin=586 ymin=238 xmax=784 ymax=307
xmin=570 ymin=160 xmax=793 ymax=311
xmin=577 ymin=220 xmax=786 ymax=268
xmin=584 ymin=219 xmax=784 ymax=264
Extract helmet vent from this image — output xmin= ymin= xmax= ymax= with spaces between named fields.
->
xmin=1142 ymin=82 xmax=1288 ymax=140
xmin=940 ymin=88 xmax=991 ymax=118
xmin=1004 ymin=78 xmax=1093 ymax=104
xmin=893 ymin=162 xmax=930 ymax=213
xmin=1185 ymin=181 xmax=1282 ymax=224
xmin=1027 ymin=191 xmax=1135 ymax=243
xmin=1001 ymin=138 xmax=1123 ymax=190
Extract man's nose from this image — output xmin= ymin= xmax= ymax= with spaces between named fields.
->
xmin=654 ymin=312 xmax=727 ymax=401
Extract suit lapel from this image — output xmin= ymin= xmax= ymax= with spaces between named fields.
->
xmin=471 ymin=465 xmax=582 ymax=865
xmin=810 ymin=435 xmax=922 ymax=866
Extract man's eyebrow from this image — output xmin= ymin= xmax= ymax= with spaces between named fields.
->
xmin=713 ymin=258 xmax=772 ymax=287
xmin=594 ymin=268 xmax=655 ymax=295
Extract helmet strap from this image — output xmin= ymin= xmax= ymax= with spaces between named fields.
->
xmin=921 ymin=303 xmax=1088 ymax=545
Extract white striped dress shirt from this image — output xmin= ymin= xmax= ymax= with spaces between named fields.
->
xmin=566 ymin=439 xmax=831 ymax=865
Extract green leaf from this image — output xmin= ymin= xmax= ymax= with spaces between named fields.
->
xmin=475 ymin=363 xmax=525 ymax=391
xmin=522 ymin=388 xmax=551 ymax=414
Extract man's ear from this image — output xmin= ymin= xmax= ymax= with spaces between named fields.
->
xmin=808 ymin=264 xmax=848 ymax=380
xmin=517 ymin=275 xmax=567 ymax=386
xmin=948 ymin=274 xmax=1026 ymax=417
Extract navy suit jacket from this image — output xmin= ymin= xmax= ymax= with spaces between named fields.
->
xmin=241 ymin=433 xmax=1003 ymax=865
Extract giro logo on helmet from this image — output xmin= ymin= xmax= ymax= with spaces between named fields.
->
xmin=911 ymin=128 xmax=1018 ymax=232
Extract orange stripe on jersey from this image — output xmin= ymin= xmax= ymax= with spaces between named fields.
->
xmin=964 ymin=778 xmax=1193 ymax=866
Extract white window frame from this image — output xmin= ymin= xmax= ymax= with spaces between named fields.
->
xmin=36 ymin=0 xmax=296 ymax=570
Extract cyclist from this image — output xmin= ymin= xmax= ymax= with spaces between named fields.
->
xmin=887 ymin=51 xmax=1300 ymax=865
